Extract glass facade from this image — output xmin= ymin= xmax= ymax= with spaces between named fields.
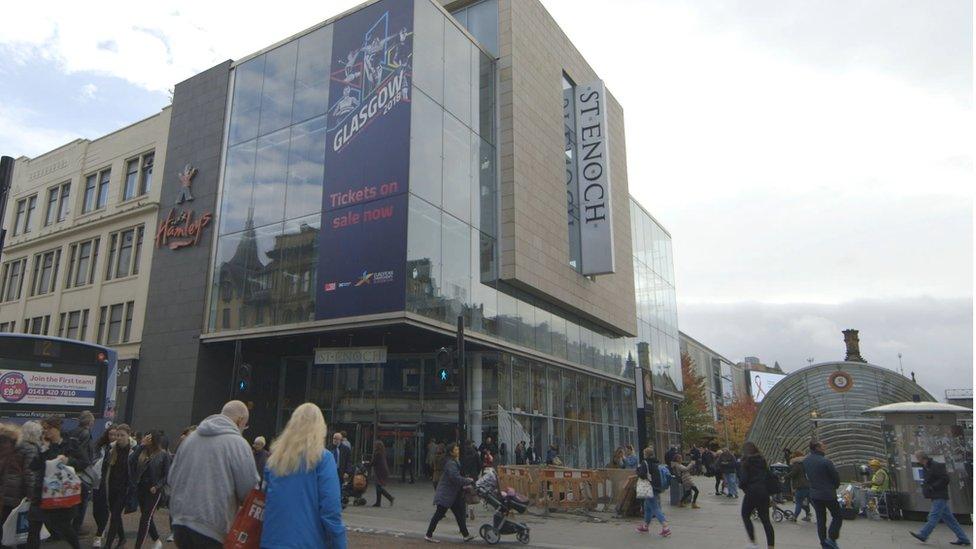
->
xmin=630 ymin=199 xmax=681 ymax=394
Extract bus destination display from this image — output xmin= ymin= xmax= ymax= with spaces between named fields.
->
xmin=0 ymin=370 xmax=97 ymax=407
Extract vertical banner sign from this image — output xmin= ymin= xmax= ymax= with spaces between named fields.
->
xmin=574 ymin=80 xmax=615 ymax=275
xmin=316 ymin=0 xmax=414 ymax=320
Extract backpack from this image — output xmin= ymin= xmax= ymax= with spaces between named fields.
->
xmin=655 ymin=464 xmax=672 ymax=492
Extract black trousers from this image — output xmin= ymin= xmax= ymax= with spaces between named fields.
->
xmin=812 ymin=498 xmax=843 ymax=546
xmin=681 ymin=485 xmax=699 ymax=504
xmin=374 ymin=483 xmax=393 ymax=505
xmin=741 ymin=491 xmax=775 ymax=547
xmin=173 ymin=525 xmax=223 ymax=549
xmin=426 ymin=496 xmax=469 ymax=538
xmin=103 ymin=496 xmax=127 ymax=549
xmin=31 ymin=508 xmax=79 ymax=549
xmin=135 ymin=487 xmax=162 ymax=548
xmin=401 ymin=459 xmax=414 ymax=483
xmin=92 ymin=487 xmax=109 ymax=536
xmin=714 ymin=474 xmax=722 ymax=494
xmin=71 ymin=484 xmax=91 ymax=534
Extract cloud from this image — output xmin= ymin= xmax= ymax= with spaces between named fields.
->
xmin=678 ymin=297 xmax=973 ymax=402
xmin=0 ymin=104 xmax=79 ymax=159
xmin=78 ymin=83 xmax=97 ymax=101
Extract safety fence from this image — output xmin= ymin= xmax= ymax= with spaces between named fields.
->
xmin=496 ymin=465 xmax=635 ymax=513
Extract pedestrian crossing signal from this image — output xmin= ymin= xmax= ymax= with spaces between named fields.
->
xmin=237 ymin=363 xmax=252 ymax=393
xmin=437 ymin=368 xmax=450 ymax=383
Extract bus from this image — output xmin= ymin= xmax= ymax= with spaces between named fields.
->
xmin=0 ymin=333 xmax=118 ymax=436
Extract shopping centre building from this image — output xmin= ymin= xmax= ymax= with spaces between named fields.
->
xmin=1 ymin=0 xmax=682 ymax=469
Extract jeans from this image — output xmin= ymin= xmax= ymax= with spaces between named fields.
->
xmin=724 ymin=472 xmax=738 ymax=496
xmin=793 ymin=487 xmax=811 ymax=518
xmin=812 ymin=498 xmax=843 ymax=547
xmin=642 ymin=495 xmax=666 ymax=525
xmin=172 ymin=526 xmax=222 ymax=549
xmin=918 ymin=498 xmax=971 ymax=542
xmin=741 ymin=491 xmax=775 ymax=546
xmin=426 ymin=496 xmax=469 ymax=538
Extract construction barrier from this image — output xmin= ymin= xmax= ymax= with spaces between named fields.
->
xmin=497 ymin=466 xmax=620 ymax=512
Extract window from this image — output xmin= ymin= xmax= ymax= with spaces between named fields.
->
xmin=24 ymin=316 xmax=50 ymax=336
xmin=43 ymin=181 xmax=71 ymax=226
xmin=58 ymin=309 xmax=89 ymax=340
xmin=66 ymin=238 xmax=100 ymax=288
xmin=98 ymin=301 xmax=133 ymax=345
xmin=451 ymin=0 xmax=499 ymax=56
xmin=105 ymin=225 xmax=143 ymax=280
xmin=1 ymin=258 xmax=27 ymax=302
xmin=122 ymin=152 xmax=154 ymax=200
xmin=12 ymin=195 xmax=37 ymax=235
xmin=0 ymin=321 xmax=14 ymax=332
xmin=29 ymin=248 xmax=61 ymax=296
xmin=83 ymin=168 xmax=111 ymax=213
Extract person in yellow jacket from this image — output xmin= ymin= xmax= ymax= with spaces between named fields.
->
xmin=860 ymin=458 xmax=890 ymax=516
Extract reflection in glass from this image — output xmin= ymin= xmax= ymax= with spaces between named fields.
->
xmin=285 ymin=116 xmax=327 ymax=221
xmin=442 ymin=113 xmax=471 ymax=222
xmin=409 ymin=89 xmax=443 ymax=207
xmin=259 ymin=41 xmax=297 ymax=137
xmin=228 ymin=57 xmax=266 ymax=146
xmin=219 ymin=140 xmax=257 ymax=235
xmin=269 ymin=216 xmax=320 ymax=325
xmin=252 ymin=128 xmax=290 ymax=228
xmin=407 ymin=197 xmax=442 ymax=316
xmin=413 ymin=0 xmax=444 ymax=103
xmin=443 ymin=24 xmax=472 ymax=127
xmin=293 ymin=26 xmax=332 ymax=124
xmin=441 ymin=212 xmax=471 ymax=323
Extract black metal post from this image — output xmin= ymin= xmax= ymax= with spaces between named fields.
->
xmin=457 ymin=315 xmax=466 ymax=445
xmin=0 ymin=156 xmax=14 ymax=261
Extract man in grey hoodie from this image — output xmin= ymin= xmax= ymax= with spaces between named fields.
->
xmin=168 ymin=401 xmax=259 ymax=548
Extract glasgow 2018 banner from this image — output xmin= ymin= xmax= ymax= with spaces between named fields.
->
xmin=316 ymin=0 xmax=413 ymax=320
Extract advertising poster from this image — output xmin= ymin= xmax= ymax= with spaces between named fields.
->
xmin=316 ymin=0 xmax=414 ymax=320
xmin=0 ymin=370 xmax=97 ymax=407
xmin=749 ymin=370 xmax=787 ymax=403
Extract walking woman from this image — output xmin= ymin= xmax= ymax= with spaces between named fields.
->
xmin=0 ymin=424 xmax=29 ymax=538
xmin=370 ymin=441 xmax=394 ymax=507
xmin=15 ymin=422 xmax=42 ymax=549
xmin=102 ymin=427 xmax=133 ymax=549
xmin=425 ymin=443 xmax=474 ymax=543
xmin=739 ymin=442 xmax=775 ymax=549
xmin=91 ymin=426 xmax=117 ymax=547
xmin=130 ymin=431 xmax=170 ymax=549
xmin=635 ymin=447 xmax=671 ymax=537
xmin=260 ymin=402 xmax=347 ymax=548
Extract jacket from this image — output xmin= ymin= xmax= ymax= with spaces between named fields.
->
xmin=869 ymin=468 xmax=890 ymax=493
xmin=0 ymin=449 xmax=30 ymax=510
xmin=253 ymin=449 xmax=270 ymax=480
xmin=739 ymin=455 xmax=770 ymax=496
xmin=168 ymin=414 xmax=260 ymax=542
xmin=672 ymin=461 xmax=694 ymax=488
xmin=371 ymin=449 xmax=389 ymax=486
xmin=702 ymin=450 xmax=716 ymax=473
xmin=921 ymin=461 xmax=950 ymax=500
xmin=129 ymin=446 xmax=170 ymax=493
xmin=787 ymin=456 xmax=809 ymax=490
xmin=717 ymin=452 xmax=736 ymax=474
xmin=461 ymin=448 xmax=480 ymax=478
xmin=260 ymin=451 xmax=348 ymax=549
xmin=803 ymin=450 xmax=840 ymax=502
xmin=67 ymin=426 xmax=94 ymax=485
xmin=15 ymin=442 xmax=41 ymax=520
xmin=326 ymin=444 xmax=350 ymax=479
xmin=636 ymin=457 xmax=664 ymax=494
xmin=102 ymin=443 xmax=132 ymax=505
xmin=433 ymin=458 xmax=472 ymax=508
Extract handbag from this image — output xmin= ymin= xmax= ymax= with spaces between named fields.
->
xmin=635 ymin=461 xmax=654 ymax=499
xmin=2 ymin=499 xmax=49 ymax=546
xmin=40 ymin=459 xmax=82 ymax=510
xmin=224 ymin=484 xmax=266 ymax=549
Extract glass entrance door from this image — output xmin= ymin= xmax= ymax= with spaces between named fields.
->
xmin=276 ymin=357 xmax=311 ymax=432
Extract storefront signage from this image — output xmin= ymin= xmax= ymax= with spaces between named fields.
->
xmin=574 ymin=80 xmax=615 ymax=275
xmin=316 ymin=0 xmax=413 ymax=320
xmin=156 ymin=164 xmax=213 ymax=250
xmin=0 ymin=370 xmax=97 ymax=407
xmin=314 ymin=346 xmax=388 ymax=364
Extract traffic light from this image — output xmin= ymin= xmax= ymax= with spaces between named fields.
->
xmin=436 ymin=347 xmax=453 ymax=385
xmin=236 ymin=363 xmax=252 ymax=393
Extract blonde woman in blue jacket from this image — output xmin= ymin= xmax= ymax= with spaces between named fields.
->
xmin=261 ymin=403 xmax=347 ymax=549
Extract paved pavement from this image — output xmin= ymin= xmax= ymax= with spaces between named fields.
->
xmin=340 ymin=479 xmax=974 ymax=548
xmin=42 ymin=479 xmax=972 ymax=548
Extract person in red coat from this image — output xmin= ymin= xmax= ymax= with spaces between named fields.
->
xmin=371 ymin=441 xmax=395 ymax=507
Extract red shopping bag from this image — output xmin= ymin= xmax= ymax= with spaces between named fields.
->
xmin=224 ymin=486 xmax=265 ymax=549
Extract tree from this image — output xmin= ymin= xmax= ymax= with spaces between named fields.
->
xmin=715 ymin=395 xmax=758 ymax=452
xmin=678 ymin=352 xmax=715 ymax=448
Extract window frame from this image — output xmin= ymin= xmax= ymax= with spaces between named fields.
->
xmin=29 ymin=248 xmax=61 ymax=296
xmin=66 ymin=237 xmax=100 ymax=289
xmin=82 ymin=167 xmax=111 ymax=213
xmin=105 ymin=225 xmax=143 ymax=280
xmin=1 ymin=258 xmax=28 ymax=302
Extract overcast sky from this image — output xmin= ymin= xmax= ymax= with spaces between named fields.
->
xmin=1 ymin=0 xmax=971 ymax=399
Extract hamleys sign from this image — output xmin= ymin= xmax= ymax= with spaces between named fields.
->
xmin=155 ymin=164 xmax=213 ymax=250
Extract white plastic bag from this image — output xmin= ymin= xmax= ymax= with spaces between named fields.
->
xmin=2 ymin=498 xmax=50 ymax=546
xmin=41 ymin=459 xmax=82 ymax=509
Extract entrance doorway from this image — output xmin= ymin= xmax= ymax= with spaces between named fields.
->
xmin=275 ymin=357 xmax=310 ymax=433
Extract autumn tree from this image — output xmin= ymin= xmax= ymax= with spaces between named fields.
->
xmin=715 ymin=395 xmax=758 ymax=452
xmin=678 ymin=352 xmax=715 ymax=448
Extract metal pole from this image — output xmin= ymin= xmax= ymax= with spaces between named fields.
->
xmin=457 ymin=315 xmax=466 ymax=445
xmin=631 ymin=354 xmax=647 ymax=452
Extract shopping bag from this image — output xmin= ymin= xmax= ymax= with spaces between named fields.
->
xmin=40 ymin=459 xmax=82 ymax=510
xmin=2 ymin=498 xmax=50 ymax=545
xmin=224 ymin=486 xmax=266 ymax=549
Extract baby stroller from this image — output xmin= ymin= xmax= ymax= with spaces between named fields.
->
xmin=343 ymin=461 xmax=370 ymax=507
xmin=474 ymin=469 xmax=531 ymax=545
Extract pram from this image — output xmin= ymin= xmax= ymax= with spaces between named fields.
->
xmin=342 ymin=461 xmax=370 ymax=507
xmin=474 ymin=469 xmax=531 ymax=545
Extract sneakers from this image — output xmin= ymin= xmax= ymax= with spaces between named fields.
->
xmin=462 ymin=535 xmax=476 ymax=542
xmin=152 ymin=540 xmax=163 ymax=549
xmin=165 ymin=533 xmax=174 ymax=542
xmin=635 ymin=525 xmax=649 ymax=533
xmin=910 ymin=532 xmax=926 ymax=543
xmin=424 ymin=535 xmax=440 ymax=543
xmin=93 ymin=537 xmax=103 ymax=548
xmin=949 ymin=541 xmax=972 ymax=546
xmin=692 ymin=503 xmax=701 ymax=509
xmin=746 ymin=544 xmax=759 ymax=549
xmin=802 ymin=515 xmax=812 ymax=522
xmin=659 ymin=528 xmax=671 ymax=537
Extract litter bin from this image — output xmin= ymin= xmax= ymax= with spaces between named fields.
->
xmin=669 ymin=476 xmax=684 ymax=506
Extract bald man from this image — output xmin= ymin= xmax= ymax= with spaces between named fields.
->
xmin=167 ymin=401 xmax=259 ymax=548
